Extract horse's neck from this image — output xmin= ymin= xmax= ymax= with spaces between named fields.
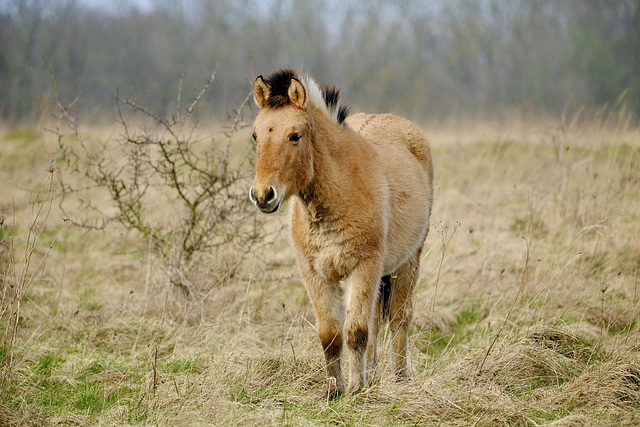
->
xmin=299 ymin=111 xmax=351 ymax=218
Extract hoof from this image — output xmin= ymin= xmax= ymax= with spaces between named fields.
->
xmin=346 ymin=382 xmax=364 ymax=395
xmin=395 ymin=374 xmax=411 ymax=384
xmin=326 ymin=377 xmax=344 ymax=399
xmin=367 ymin=373 xmax=380 ymax=388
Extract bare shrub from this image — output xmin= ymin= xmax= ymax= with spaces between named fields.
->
xmin=53 ymin=70 xmax=275 ymax=296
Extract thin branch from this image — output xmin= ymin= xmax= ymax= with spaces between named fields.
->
xmin=220 ymin=89 xmax=253 ymax=179
xmin=184 ymin=64 xmax=218 ymax=119
xmin=175 ymin=72 xmax=185 ymax=122
xmin=478 ymin=237 xmax=531 ymax=376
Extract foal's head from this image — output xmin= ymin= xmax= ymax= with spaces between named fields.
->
xmin=249 ymin=69 xmax=314 ymax=213
xmin=250 ymin=69 xmax=350 ymax=214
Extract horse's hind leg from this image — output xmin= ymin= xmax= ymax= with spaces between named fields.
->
xmin=388 ymin=248 xmax=421 ymax=380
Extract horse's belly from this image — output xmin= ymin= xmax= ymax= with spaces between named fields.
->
xmin=382 ymin=218 xmax=429 ymax=274
xmin=382 ymin=170 xmax=431 ymax=273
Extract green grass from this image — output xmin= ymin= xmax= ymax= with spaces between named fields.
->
xmin=4 ymin=351 xmax=142 ymax=422
xmin=1 ymin=119 xmax=640 ymax=425
xmin=2 ymin=127 xmax=40 ymax=142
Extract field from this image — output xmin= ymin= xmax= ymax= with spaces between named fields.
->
xmin=1 ymin=113 xmax=639 ymax=426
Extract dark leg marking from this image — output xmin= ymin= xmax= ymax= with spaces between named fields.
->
xmin=321 ymin=333 xmax=342 ymax=361
xmin=380 ymin=275 xmax=392 ymax=319
xmin=348 ymin=328 xmax=368 ymax=350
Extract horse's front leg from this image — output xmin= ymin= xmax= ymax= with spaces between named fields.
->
xmin=345 ymin=258 xmax=382 ymax=394
xmin=300 ymin=263 xmax=345 ymax=398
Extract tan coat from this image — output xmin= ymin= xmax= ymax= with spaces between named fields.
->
xmin=250 ymin=69 xmax=433 ymax=397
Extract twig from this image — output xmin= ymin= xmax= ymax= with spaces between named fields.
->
xmin=0 ymin=167 xmax=58 ymax=393
xmin=184 ymin=64 xmax=218 ymax=120
xmin=477 ymin=237 xmax=531 ymax=376
xmin=175 ymin=73 xmax=185 ymax=122
xmin=152 ymin=346 xmax=159 ymax=396
xmin=430 ymin=221 xmax=460 ymax=318
xmin=220 ymin=89 xmax=253 ymax=179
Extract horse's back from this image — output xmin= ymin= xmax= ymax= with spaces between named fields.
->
xmin=346 ymin=113 xmax=432 ymax=179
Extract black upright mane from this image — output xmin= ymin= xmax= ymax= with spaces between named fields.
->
xmin=262 ymin=68 xmax=298 ymax=109
xmin=322 ymin=85 xmax=351 ymax=125
xmin=261 ymin=68 xmax=351 ymax=125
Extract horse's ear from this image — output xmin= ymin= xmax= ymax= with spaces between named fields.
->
xmin=254 ymin=76 xmax=270 ymax=109
xmin=288 ymin=78 xmax=307 ymax=109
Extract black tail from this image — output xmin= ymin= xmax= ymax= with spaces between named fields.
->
xmin=380 ymin=275 xmax=392 ymax=319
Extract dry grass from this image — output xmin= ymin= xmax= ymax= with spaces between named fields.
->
xmin=0 ymin=114 xmax=639 ymax=426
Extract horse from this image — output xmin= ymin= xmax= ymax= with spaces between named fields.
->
xmin=249 ymin=68 xmax=433 ymax=397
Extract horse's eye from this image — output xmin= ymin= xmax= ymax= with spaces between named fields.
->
xmin=252 ymin=133 xmax=257 ymax=141
xmin=289 ymin=133 xmax=301 ymax=142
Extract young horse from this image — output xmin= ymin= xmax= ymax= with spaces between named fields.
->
xmin=250 ymin=68 xmax=433 ymax=397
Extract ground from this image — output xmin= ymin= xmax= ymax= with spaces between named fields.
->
xmin=0 ymin=114 xmax=639 ymax=426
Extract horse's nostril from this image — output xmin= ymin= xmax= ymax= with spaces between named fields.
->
xmin=266 ymin=187 xmax=276 ymax=203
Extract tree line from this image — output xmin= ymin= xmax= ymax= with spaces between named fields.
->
xmin=1 ymin=0 xmax=639 ymax=123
